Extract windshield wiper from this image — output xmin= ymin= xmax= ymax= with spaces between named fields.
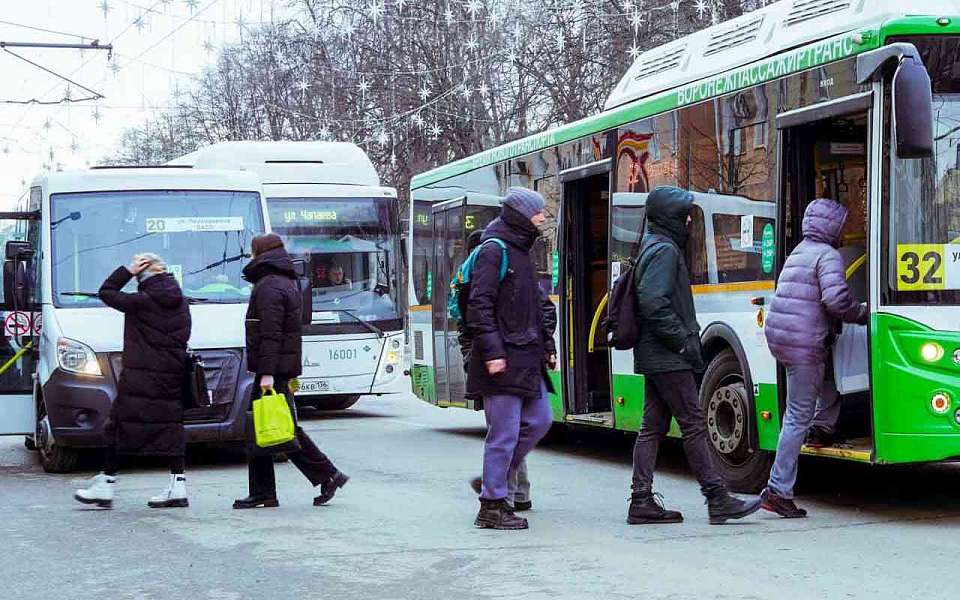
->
xmin=60 ymin=291 xmax=99 ymax=298
xmin=322 ymin=309 xmax=384 ymax=338
xmin=188 ymin=253 xmax=250 ymax=276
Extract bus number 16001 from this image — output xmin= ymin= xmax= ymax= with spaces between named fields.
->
xmin=329 ymin=348 xmax=358 ymax=361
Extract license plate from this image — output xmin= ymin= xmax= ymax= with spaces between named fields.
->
xmin=297 ymin=379 xmax=330 ymax=393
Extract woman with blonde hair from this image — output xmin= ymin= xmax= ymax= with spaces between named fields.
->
xmin=74 ymin=253 xmax=193 ymax=509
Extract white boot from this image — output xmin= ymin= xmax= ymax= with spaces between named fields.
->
xmin=148 ymin=474 xmax=189 ymax=508
xmin=74 ymin=473 xmax=116 ymax=509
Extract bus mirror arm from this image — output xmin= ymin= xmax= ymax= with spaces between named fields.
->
xmin=856 ymin=42 xmax=934 ymax=160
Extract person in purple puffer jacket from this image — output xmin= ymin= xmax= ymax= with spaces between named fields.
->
xmin=761 ymin=198 xmax=867 ymax=519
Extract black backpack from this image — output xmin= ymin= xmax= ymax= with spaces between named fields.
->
xmin=601 ymin=258 xmax=642 ymax=350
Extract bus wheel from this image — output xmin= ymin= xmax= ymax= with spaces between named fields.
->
xmin=700 ymin=349 xmax=770 ymax=494
xmin=312 ymin=395 xmax=360 ymax=411
xmin=36 ymin=398 xmax=79 ymax=473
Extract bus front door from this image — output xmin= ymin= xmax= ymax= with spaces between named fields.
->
xmin=560 ymin=172 xmax=613 ymax=426
xmin=777 ymin=98 xmax=873 ymax=457
xmin=0 ymin=212 xmax=39 ymax=436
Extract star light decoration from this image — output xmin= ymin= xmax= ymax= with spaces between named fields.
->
xmin=429 ymin=123 xmax=442 ymax=140
xmin=444 ymin=6 xmax=455 ymax=25
xmin=134 ymin=14 xmax=147 ymax=32
xmin=465 ymin=37 xmax=479 ymax=53
xmin=412 ymin=112 xmax=424 ymax=127
xmin=91 ymin=107 xmax=102 ymax=123
xmin=396 ymin=0 xmax=407 ymax=13
xmin=203 ymin=39 xmax=215 ymax=54
xmin=319 ymin=125 xmax=331 ymax=140
xmin=184 ymin=0 xmax=200 ymax=11
xmin=694 ymin=0 xmax=710 ymax=19
xmin=477 ymin=82 xmax=489 ymax=98
xmin=358 ymin=77 xmax=370 ymax=95
xmin=98 ymin=1 xmax=111 ymax=17
xmin=297 ymin=76 xmax=312 ymax=94
xmin=368 ymin=0 xmax=385 ymax=24
xmin=465 ymin=0 xmax=482 ymax=19
xmin=627 ymin=44 xmax=642 ymax=60
xmin=418 ymin=85 xmax=431 ymax=101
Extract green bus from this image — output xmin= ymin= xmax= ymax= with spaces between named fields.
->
xmin=406 ymin=0 xmax=960 ymax=491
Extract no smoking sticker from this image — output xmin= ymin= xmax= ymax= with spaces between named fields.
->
xmin=4 ymin=312 xmax=30 ymax=337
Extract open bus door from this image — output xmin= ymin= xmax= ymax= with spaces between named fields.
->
xmin=0 ymin=211 xmax=40 ymax=436
xmin=558 ymin=161 xmax=613 ymax=426
xmin=775 ymin=92 xmax=874 ymax=459
xmin=429 ymin=195 xmax=501 ymax=408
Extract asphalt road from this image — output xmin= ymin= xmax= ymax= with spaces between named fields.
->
xmin=1 ymin=393 xmax=959 ymax=600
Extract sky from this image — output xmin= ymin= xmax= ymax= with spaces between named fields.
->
xmin=0 ymin=0 xmax=286 ymax=209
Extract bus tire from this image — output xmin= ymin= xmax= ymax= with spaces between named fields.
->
xmin=36 ymin=396 xmax=80 ymax=473
xmin=699 ymin=349 xmax=770 ymax=494
xmin=312 ymin=395 xmax=360 ymax=411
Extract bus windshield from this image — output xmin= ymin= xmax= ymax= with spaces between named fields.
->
xmin=51 ymin=190 xmax=263 ymax=307
xmin=886 ymin=36 xmax=960 ymax=305
xmin=267 ymin=197 xmax=401 ymax=330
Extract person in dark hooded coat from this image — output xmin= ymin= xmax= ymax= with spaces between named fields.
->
xmin=233 ymin=234 xmax=349 ymax=510
xmin=466 ymin=188 xmax=556 ymax=531
xmin=74 ymin=253 xmax=192 ymax=509
xmin=627 ymin=186 xmax=761 ymax=526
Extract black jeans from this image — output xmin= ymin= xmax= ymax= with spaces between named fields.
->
xmin=631 ymin=370 xmax=725 ymax=498
xmin=247 ymin=378 xmax=338 ymax=498
xmin=102 ymin=445 xmax=184 ymax=476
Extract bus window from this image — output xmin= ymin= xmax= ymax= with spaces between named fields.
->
xmin=712 ymin=213 xmax=775 ymax=283
xmin=687 ymin=206 xmax=708 ymax=285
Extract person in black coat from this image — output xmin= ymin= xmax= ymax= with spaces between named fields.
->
xmin=463 ymin=227 xmax=558 ymax=512
xmin=233 ymin=234 xmax=349 ymax=510
xmin=74 ymin=253 xmax=192 ymax=510
xmin=627 ymin=186 xmax=761 ymax=526
xmin=466 ymin=188 xmax=556 ymax=530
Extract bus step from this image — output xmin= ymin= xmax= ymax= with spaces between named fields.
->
xmin=565 ymin=412 xmax=614 ymax=427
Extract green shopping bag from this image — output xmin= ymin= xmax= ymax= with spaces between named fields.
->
xmin=252 ymin=388 xmax=296 ymax=448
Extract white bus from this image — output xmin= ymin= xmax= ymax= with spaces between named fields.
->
xmin=175 ymin=142 xmax=406 ymax=410
xmin=0 ymin=167 xmax=269 ymax=472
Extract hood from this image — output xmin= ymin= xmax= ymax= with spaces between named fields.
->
xmin=483 ymin=204 xmax=540 ymax=251
xmin=646 ymin=186 xmax=694 ymax=247
xmin=243 ymin=247 xmax=296 ymax=283
xmin=802 ymin=198 xmax=848 ymax=245
xmin=139 ymin=273 xmax=184 ymax=309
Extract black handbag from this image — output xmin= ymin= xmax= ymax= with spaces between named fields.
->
xmin=182 ymin=352 xmax=212 ymax=409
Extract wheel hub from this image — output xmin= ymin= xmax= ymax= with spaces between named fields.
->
xmin=706 ymin=382 xmax=746 ymax=455
xmin=36 ymin=414 xmax=54 ymax=454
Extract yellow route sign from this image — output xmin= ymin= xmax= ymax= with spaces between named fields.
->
xmin=894 ymin=244 xmax=960 ymax=291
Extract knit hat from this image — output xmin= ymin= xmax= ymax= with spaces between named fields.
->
xmin=503 ymin=187 xmax=546 ymax=220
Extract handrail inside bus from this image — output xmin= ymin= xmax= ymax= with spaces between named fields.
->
xmin=587 ymin=293 xmax=609 ymax=353
xmin=846 ymin=254 xmax=866 ymax=280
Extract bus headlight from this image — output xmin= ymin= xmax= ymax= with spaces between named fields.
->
xmin=57 ymin=338 xmax=102 ymax=377
xmin=921 ymin=342 xmax=944 ymax=362
xmin=391 ymin=338 xmax=401 ymax=349
xmin=931 ymin=392 xmax=951 ymax=415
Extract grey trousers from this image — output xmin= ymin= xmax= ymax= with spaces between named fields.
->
xmin=507 ymin=459 xmax=531 ymax=506
xmin=812 ymin=374 xmax=841 ymax=433
xmin=768 ymin=362 xmax=827 ymax=499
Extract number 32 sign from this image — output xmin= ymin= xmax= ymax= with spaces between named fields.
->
xmin=896 ymin=244 xmax=955 ymax=291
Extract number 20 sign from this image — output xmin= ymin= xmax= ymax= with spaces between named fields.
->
xmin=896 ymin=244 xmax=957 ymax=291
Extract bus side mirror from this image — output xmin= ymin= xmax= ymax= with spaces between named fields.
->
xmin=291 ymin=259 xmax=312 ymax=327
xmin=893 ymin=57 xmax=934 ymax=159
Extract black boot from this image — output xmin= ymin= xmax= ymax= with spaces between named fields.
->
xmin=760 ymin=488 xmax=808 ymax=518
xmin=232 ymin=495 xmax=279 ymax=509
xmin=627 ymin=492 xmax=683 ymax=524
xmin=314 ymin=471 xmax=349 ymax=506
xmin=474 ymin=499 xmax=528 ymax=530
xmin=706 ymin=489 xmax=762 ymax=525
